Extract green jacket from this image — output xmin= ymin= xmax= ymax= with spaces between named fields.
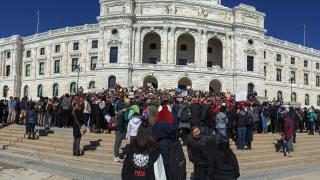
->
xmin=307 ymin=111 xmax=316 ymax=122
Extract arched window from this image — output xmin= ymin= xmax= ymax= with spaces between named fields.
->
xmin=305 ymin=94 xmax=310 ymax=105
xmin=37 ymin=84 xmax=43 ymax=97
xmin=89 ymin=81 xmax=95 ymax=89
xmin=317 ymin=95 xmax=320 ymax=106
xmin=3 ymin=85 xmax=9 ymax=98
xmin=291 ymin=92 xmax=297 ymax=103
xmin=70 ymin=82 xmax=77 ymax=94
xmin=108 ymin=76 xmax=116 ymax=89
xmin=53 ymin=83 xmax=59 ymax=97
xmin=24 ymin=85 xmax=29 ymax=97
xmin=277 ymin=91 xmax=283 ymax=101
xmin=248 ymin=83 xmax=254 ymax=95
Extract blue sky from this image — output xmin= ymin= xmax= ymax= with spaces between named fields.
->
xmin=0 ymin=0 xmax=319 ymax=49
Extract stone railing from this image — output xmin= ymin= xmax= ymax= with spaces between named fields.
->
xmin=265 ymin=36 xmax=320 ymax=55
xmin=23 ymin=24 xmax=99 ymax=41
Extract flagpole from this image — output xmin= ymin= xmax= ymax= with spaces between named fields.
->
xmin=37 ymin=9 xmax=40 ymax=34
xmin=303 ymin=24 xmax=306 ymax=47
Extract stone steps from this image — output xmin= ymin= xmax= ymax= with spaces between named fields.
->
xmin=2 ymin=125 xmax=320 ymax=177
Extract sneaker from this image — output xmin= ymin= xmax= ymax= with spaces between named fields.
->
xmin=114 ymin=157 xmax=121 ymax=162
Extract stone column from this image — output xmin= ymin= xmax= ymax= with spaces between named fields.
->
xmin=82 ymin=39 xmax=88 ymax=73
xmin=168 ymin=26 xmax=176 ymax=64
xmin=131 ymin=27 xmax=136 ymax=64
xmin=201 ymin=31 xmax=207 ymax=67
xmin=134 ymin=27 xmax=142 ymax=63
xmin=162 ymin=27 xmax=169 ymax=64
xmin=63 ymin=42 xmax=69 ymax=75
xmin=194 ymin=30 xmax=202 ymax=66
xmin=0 ymin=51 xmax=3 ymax=77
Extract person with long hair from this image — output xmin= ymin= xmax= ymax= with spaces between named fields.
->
xmin=121 ymin=121 xmax=166 ymax=180
xmin=207 ymin=135 xmax=240 ymax=180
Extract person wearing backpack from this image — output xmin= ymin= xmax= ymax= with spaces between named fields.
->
xmin=154 ymin=121 xmax=186 ymax=180
xmin=207 ymin=135 xmax=240 ymax=180
xmin=215 ymin=106 xmax=228 ymax=138
xmin=178 ymin=102 xmax=191 ymax=145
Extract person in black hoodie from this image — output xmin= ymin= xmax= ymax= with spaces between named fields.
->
xmin=187 ymin=126 xmax=210 ymax=180
xmin=121 ymin=121 xmax=166 ymax=180
xmin=236 ymin=106 xmax=247 ymax=150
xmin=207 ymin=134 xmax=240 ymax=180
xmin=154 ymin=121 xmax=186 ymax=180
xmin=114 ymin=105 xmax=127 ymax=162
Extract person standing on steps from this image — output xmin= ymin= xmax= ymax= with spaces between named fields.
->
xmin=187 ymin=127 xmax=210 ymax=180
xmin=113 ymin=105 xmax=127 ymax=162
xmin=72 ymin=102 xmax=83 ymax=156
xmin=26 ymin=102 xmax=37 ymax=139
xmin=121 ymin=121 xmax=166 ymax=180
xmin=282 ymin=113 xmax=294 ymax=157
xmin=307 ymin=106 xmax=316 ymax=135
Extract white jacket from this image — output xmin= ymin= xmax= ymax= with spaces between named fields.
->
xmin=126 ymin=117 xmax=142 ymax=140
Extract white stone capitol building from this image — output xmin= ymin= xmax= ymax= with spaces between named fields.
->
xmin=1 ymin=0 xmax=320 ymax=106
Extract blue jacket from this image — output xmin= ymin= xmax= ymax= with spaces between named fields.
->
xmin=27 ymin=109 xmax=38 ymax=124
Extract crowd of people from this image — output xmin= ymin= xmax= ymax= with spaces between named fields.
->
xmin=1 ymin=85 xmax=320 ymax=179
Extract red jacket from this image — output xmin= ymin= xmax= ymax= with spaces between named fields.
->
xmin=283 ymin=118 xmax=294 ymax=140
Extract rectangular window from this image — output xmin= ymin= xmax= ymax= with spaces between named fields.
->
xmin=304 ymin=60 xmax=308 ymax=68
xmin=90 ymin=56 xmax=97 ymax=70
xmin=92 ymin=40 xmax=98 ymax=49
xmin=40 ymin=48 xmax=45 ymax=55
xmin=6 ymin=65 xmax=10 ymax=76
xmin=291 ymin=57 xmax=295 ymax=65
xmin=110 ymin=47 xmax=118 ymax=63
xmin=6 ymin=51 xmax=11 ymax=59
xmin=291 ymin=71 xmax=296 ymax=83
xmin=247 ymin=56 xmax=254 ymax=71
xmin=72 ymin=58 xmax=79 ymax=71
xmin=73 ymin=42 xmax=79 ymax=51
xmin=25 ymin=64 xmax=31 ymax=77
xmin=263 ymin=51 xmax=266 ymax=59
xmin=39 ymin=62 xmax=45 ymax=75
xmin=26 ymin=50 xmax=31 ymax=58
xmin=180 ymin=44 xmax=187 ymax=51
xmin=264 ymin=66 xmax=267 ymax=77
xmin=317 ymin=76 xmax=320 ymax=87
xmin=148 ymin=58 xmax=157 ymax=64
xmin=276 ymin=54 xmax=281 ymax=62
xmin=304 ymin=73 xmax=309 ymax=85
xmin=178 ymin=59 xmax=187 ymax=65
xmin=54 ymin=60 xmax=60 ymax=73
xmin=276 ymin=68 xmax=282 ymax=81
xmin=55 ymin=45 xmax=61 ymax=53
xmin=208 ymin=47 xmax=213 ymax=54
xmin=316 ymin=63 xmax=319 ymax=70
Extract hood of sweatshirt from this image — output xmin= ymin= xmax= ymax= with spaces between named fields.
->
xmin=131 ymin=117 xmax=141 ymax=124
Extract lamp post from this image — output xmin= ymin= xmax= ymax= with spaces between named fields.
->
xmin=76 ymin=63 xmax=82 ymax=94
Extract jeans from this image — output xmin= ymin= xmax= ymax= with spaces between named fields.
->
xmin=27 ymin=123 xmax=35 ymax=138
xmin=73 ymin=137 xmax=81 ymax=155
xmin=237 ymin=127 xmax=246 ymax=150
xmin=261 ymin=116 xmax=268 ymax=132
xmin=282 ymin=138 xmax=294 ymax=154
xmin=309 ymin=121 xmax=315 ymax=134
xmin=217 ymin=128 xmax=228 ymax=138
xmin=246 ymin=125 xmax=253 ymax=147
xmin=84 ymin=113 xmax=91 ymax=128
xmin=114 ymin=131 xmax=125 ymax=157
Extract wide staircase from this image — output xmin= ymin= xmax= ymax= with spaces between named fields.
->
xmin=0 ymin=125 xmax=320 ymax=179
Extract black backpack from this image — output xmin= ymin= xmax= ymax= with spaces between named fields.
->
xmin=167 ymin=141 xmax=186 ymax=180
xmin=180 ymin=107 xmax=191 ymax=123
